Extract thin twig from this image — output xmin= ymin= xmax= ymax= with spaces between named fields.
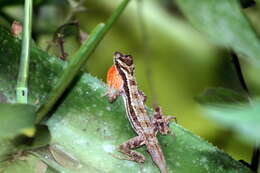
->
xmin=16 ymin=0 xmax=33 ymax=103
xmin=230 ymin=51 xmax=259 ymax=172
xmin=231 ymin=52 xmax=249 ymax=94
xmin=57 ymin=33 xmax=67 ymax=60
xmin=45 ymin=21 xmax=81 ymax=60
xmin=251 ymin=144 xmax=260 ymax=172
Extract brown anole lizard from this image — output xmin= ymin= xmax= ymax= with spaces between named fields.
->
xmin=106 ymin=52 xmax=174 ymax=173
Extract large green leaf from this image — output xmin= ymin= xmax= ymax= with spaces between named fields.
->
xmin=0 ymin=24 xmax=253 ymax=173
xmin=176 ymin=0 xmax=260 ymax=65
xmin=40 ymin=73 xmax=253 ymax=173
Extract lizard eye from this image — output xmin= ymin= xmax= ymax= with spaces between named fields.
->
xmin=114 ymin=52 xmax=133 ymax=66
xmin=121 ymin=55 xmax=133 ymax=66
xmin=114 ymin=51 xmax=123 ymax=58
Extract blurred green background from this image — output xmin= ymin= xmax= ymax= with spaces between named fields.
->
xmin=1 ymin=0 xmax=259 ymax=167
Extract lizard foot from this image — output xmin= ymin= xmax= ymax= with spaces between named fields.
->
xmin=118 ymin=136 xmax=146 ymax=163
xmin=104 ymin=87 xmax=121 ymax=103
xmin=152 ymin=106 xmax=176 ymax=135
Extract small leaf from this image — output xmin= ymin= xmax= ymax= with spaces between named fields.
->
xmin=176 ymin=0 xmax=260 ymax=64
xmin=31 ymin=125 xmax=51 ymax=149
xmin=201 ymin=99 xmax=260 ymax=144
xmin=0 ymin=103 xmax=36 ymax=139
xmin=195 ymin=87 xmax=248 ymax=105
xmin=196 ymin=88 xmax=259 ymax=144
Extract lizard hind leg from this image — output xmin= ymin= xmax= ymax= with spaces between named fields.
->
xmin=152 ymin=106 xmax=176 ymax=135
xmin=118 ymin=136 xmax=146 ymax=163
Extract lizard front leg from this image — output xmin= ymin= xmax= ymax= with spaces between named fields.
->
xmin=152 ymin=106 xmax=176 ymax=135
xmin=106 ymin=87 xmax=121 ymax=103
xmin=118 ymin=136 xmax=146 ymax=163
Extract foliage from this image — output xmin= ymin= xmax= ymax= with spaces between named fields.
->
xmin=176 ymin=0 xmax=260 ymax=65
xmin=196 ymin=87 xmax=260 ymax=143
xmin=0 ymin=0 xmax=260 ymax=172
xmin=0 ymin=18 xmax=252 ymax=173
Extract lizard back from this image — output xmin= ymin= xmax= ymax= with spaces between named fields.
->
xmin=113 ymin=52 xmax=154 ymax=136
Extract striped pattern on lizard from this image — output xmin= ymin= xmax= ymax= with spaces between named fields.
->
xmin=106 ymin=52 xmax=175 ymax=173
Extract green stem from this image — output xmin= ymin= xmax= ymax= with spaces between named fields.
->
xmin=16 ymin=0 xmax=33 ymax=104
xmin=36 ymin=0 xmax=130 ymax=123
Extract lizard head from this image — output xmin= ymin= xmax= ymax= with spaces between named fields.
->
xmin=107 ymin=52 xmax=135 ymax=90
xmin=113 ymin=51 xmax=134 ymax=68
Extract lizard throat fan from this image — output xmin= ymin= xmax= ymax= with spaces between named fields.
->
xmin=107 ymin=64 xmax=123 ymax=90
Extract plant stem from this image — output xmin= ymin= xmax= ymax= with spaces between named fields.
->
xmin=231 ymin=52 xmax=249 ymax=94
xmin=36 ymin=0 xmax=131 ymax=123
xmin=231 ymin=51 xmax=259 ymax=172
xmin=16 ymin=0 xmax=33 ymax=104
xmin=251 ymin=144 xmax=260 ymax=172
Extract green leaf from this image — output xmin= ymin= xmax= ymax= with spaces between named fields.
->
xmin=0 ymin=103 xmax=35 ymax=161
xmin=195 ymin=87 xmax=248 ymax=105
xmin=196 ymin=88 xmax=259 ymax=144
xmin=0 ymin=103 xmax=36 ymax=139
xmin=201 ymin=100 xmax=260 ymax=144
xmin=0 ymin=26 xmax=62 ymax=161
xmin=0 ymin=24 xmax=253 ymax=173
xmin=31 ymin=125 xmax=51 ymax=149
xmin=176 ymin=0 xmax=260 ymax=65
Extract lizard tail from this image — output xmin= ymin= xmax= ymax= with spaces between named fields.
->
xmin=147 ymin=142 xmax=168 ymax=173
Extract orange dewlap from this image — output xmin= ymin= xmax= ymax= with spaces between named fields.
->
xmin=107 ymin=65 xmax=123 ymax=90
